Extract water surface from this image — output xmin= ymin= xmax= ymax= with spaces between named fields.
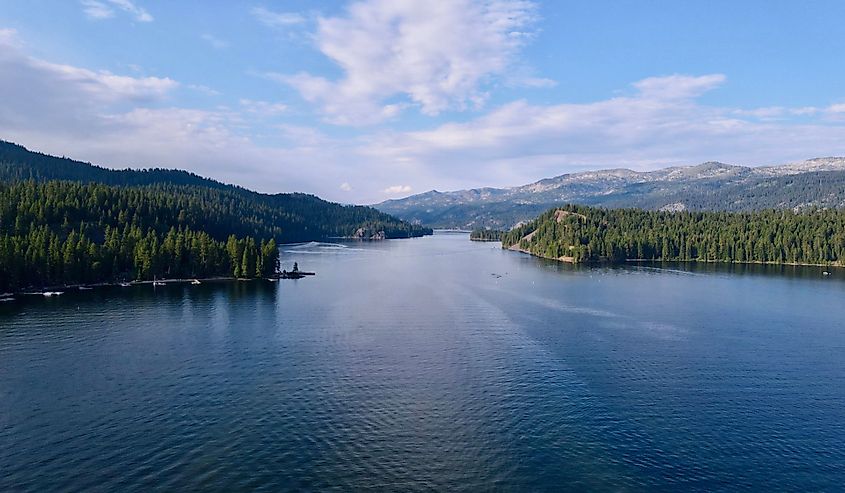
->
xmin=1 ymin=233 xmax=844 ymax=491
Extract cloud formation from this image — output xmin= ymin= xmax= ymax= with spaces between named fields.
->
xmin=200 ymin=34 xmax=229 ymax=50
xmin=1 ymin=27 xmax=844 ymax=205
xmin=0 ymin=30 xmax=176 ymax=137
xmin=383 ymin=185 xmax=413 ymax=195
xmin=251 ymin=7 xmax=306 ymax=28
xmin=280 ymin=0 xmax=541 ymax=124
xmin=80 ymin=0 xmax=153 ymax=22
xmin=352 ymin=74 xmax=845 ymax=195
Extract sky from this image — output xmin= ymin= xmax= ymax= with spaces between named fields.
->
xmin=1 ymin=0 xmax=845 ymax=204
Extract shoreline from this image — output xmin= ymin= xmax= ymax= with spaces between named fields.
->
xmin=3 ymin=276 xmax=277 ymax=298
xmin=625 ymin=258 xmax=843 ymax=268
xmin=504 ymin=246 xmax=843 ymax=269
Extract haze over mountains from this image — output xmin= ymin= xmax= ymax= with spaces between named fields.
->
xmin=375 ymin=158 xmax=845 ymax=229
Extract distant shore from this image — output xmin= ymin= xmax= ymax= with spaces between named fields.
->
xmin=507 ymin=247 xmax=843 ymax=270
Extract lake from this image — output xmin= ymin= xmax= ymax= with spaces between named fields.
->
xmin=1 ymin=232 xmax=843 ymax=491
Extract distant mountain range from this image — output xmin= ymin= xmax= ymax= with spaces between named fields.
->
xmin=375 ymin=158 xmax=845 ymax=229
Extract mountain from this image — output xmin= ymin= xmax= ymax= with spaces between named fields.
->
xmin=375 ymin=158 xmax=845 ymax=229
xmin=0 ymin=140 xmax=432 ymax=242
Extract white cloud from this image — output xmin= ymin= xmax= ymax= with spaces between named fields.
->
xmin=828 ymin=103 xmax=845 ymax=114
xmin=733 ymin=106 xmax=786 ymax=120
xmin=239 ymin=99 xmax=288 ymax=116
xmin=632 ymin=73 xmax=726 ymax=100
xmin=80 ymin=0 xmax=114 ymax=19
xmin=383 ymin=185 xmax=412 ymax=195
xmin=516 ymin=76 xmax=557 ymax=88
xmin=81 ymin=0 xmax=153 ymax=22
xmin=0 ymin=28 xmax=19 ymax=47
xmin=791 ymin=107 xmax=820 ymax=116
xmin=187 ymin=84 xmax=221 ymax=97
xmin=201 ymin=34 xmax=229 ymax=49
xmin=339 ymin=182 xmax=353 ymax=191
xmin=0 ymin=35 xmax=177 ymax=133
xmin=251 ymin=6 xmax=306 ymax=27
xmin=279 ymin=0 xmax=543 ymax=125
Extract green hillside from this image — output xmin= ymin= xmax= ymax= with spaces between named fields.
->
xmin=0 ymin=140 xmax=431 ymax=291
xmin=502 ymin=204 xmax=845 ymax=266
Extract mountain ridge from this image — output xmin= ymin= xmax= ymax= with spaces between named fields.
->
xmin=375 ymin=157 xmax=845 ymax=229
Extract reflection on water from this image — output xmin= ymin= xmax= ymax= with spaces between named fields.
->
xmin=1 ymin=233 xmax=844 ymax=491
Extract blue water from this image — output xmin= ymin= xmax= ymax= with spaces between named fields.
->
xmin=1 ymin=233 xmax=844 ymax=491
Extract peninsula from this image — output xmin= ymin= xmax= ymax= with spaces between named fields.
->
xmin=501 ymin=205 xmax=845 ymax=267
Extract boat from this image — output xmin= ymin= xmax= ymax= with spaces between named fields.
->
xmin=0 ymin=297 xmax=14 ymax=302
xmin=120 ymin=282 xmax=132 ymax=287
xmin=822 ymin=271 xmax=831 ymax=276
xmin=152 ymin=281 xmax=166 ymax=287
xmin=191 ymin=279 xmax=202 ymax=285
xmin=42 ymin=291 xmax=64 ymax=296
xmin=78 ymin=286 xmax=93 ymax=291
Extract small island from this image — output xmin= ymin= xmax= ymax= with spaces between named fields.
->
xmin=276 ymin=262 xmax=316 ymax=279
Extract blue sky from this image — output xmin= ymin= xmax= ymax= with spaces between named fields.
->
xmin=1 ymin=0 xmax=844 ymax=203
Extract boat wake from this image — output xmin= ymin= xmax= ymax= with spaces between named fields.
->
xmin=283 ymin=241 xmax=366 ymax=254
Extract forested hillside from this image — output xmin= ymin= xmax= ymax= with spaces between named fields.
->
xmin=0 ymin=140 xmax=432 ymax=242
xmin=0 ymin=140 xmax=432 ymax=291
xmin=0 ymin=181 xmax=280 ymax=291
xmin=502 ymin=205 xmax=845 ymax=266
xmin=469 ymin=229 xmax=504 ymax=241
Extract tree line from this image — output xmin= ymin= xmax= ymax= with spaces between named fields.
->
xmin=502 ymin=204 xmax=845 ymax=266
xmin=469 ymin=229 xmax=504 ymax=241
xmin=0 ymin=181 xmax=279 ymax=291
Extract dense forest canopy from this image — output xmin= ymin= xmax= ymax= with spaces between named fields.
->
xmin=469 ymin=229 xmax=504 ymax=241
xmin=0 ymin=181 xmax=280 ymax=291
xmin=502 ymin=204 xmax=845 ymax=266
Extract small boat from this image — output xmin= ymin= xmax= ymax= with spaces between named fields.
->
xmin=78 ymin=286 xmax=93 ymax=291
xmin=822 ymin=271 xmax=831 ymax=276
xmin=120 ymin=282 xmax=132 ymax=287
xmin=152 ymin=281 xmax=166 ymax=287
xmin=42 ymin=291 xmax=64 ymax=296
xmin=191 ymin=279 xmax=201 ymax=285
xmin=0 ymin=297 xmax=14 ymax=302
